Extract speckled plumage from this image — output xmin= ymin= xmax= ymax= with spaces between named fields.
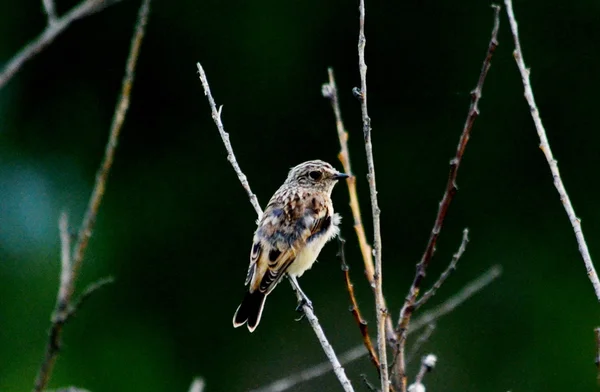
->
xmin=233 ymin=160 xmax=348 ymax=332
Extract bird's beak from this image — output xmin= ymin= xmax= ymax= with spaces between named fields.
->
xmin=333 ymin=172 xmax=350 ymax=180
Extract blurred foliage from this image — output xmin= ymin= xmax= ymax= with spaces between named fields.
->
xmin=1 ymin=0 xmax=600 ymax=391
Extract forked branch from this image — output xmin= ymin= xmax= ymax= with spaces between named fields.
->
xmin=250 ymin=265 xmax=502 ymax=392
xmin=0 ymin=0 xmax=125 ymax=89
xmin=32 ymin=1 xmax=150 ymax=390
xmin=394 ymin=6 xmax=501 ymax=391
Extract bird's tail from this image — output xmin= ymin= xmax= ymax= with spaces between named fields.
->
xmin=233 ymin=290 xmax=267 ymax=332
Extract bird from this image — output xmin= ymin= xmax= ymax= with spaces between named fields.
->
xmin=233 ymin=160 xmax=348 ymax=332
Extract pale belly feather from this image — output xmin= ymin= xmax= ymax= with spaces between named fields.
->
xmin=286 ymin=213 xmax=340 ymax=277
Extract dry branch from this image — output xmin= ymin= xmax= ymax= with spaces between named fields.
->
xmin=322 ymin=67 xmax=396 ymax=343
xmin=356 ymin=0 xmax=390 ymax=389
xmin=32 ymin=1 xmax=150 ymax=390
xmin=409 ymin=354 xmax=437 ymax=391
xmin=504 ymin=0 xmax=600 ymax=302
xmin=0 ymin=0 xmax=124 ymax=89
xmin=195 ymin=65 xmax=261 ymax=219
xmin=250 ymin=265 xmax=501 ymax=392
xmin=338 ymin=237 xmax=380 ymax=375
xmin=414 ymin=228 xmax=469 ymax=311
xmin=196 ymin=61 xmax=354 ymax=392
xmin=394 ymin=6 xmax=501 ymax=391
xmin=42 ymin=0 xmax=58 ymax=24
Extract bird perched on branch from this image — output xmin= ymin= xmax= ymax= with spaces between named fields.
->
xmin=233 ymin=160 xmax=349 ymax=332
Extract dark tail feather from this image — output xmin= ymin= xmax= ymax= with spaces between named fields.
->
xmin=233 ymin=291 xmax=266 ymax=332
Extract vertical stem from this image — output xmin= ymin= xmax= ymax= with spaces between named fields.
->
xmin=357 ymin=0 xmax=389 ymax=389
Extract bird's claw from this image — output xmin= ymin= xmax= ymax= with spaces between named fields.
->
xmin=294 ymin=297 xmax=313 ymax=321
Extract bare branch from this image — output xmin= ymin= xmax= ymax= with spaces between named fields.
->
xmin=252 ymin=266 xmax=501 ymax=392
xmin=409 ymin=354 xmax=437 ymax=391
xmin=288 ymin=277 xmax=355 ymax=392
xmin=360 ymin=374 xmax=378 ymax=392
xmin=42 ymin=0 xmax=58 ymax=24
xmin=323 ymin=67 xmax=395 ymax=343
xmin=57 ymin=212 xmax=72 ymax=306
xmin=394 ymin=6 xmax=500 ymax=391
xmin=70 ymin=0 xmax=150 ymax=295
xmin=414 ymin=228 xmax=469 ymax=310
xmin=338 ymin=236 xmax=380 ymax=375
xmin=66 ymin=276 xmax=114 ymax=319
xmin=196 ymin=61 xmax=354 ymax=392
xmin=504 ymin=0 xmax=600 ymax=302
xmin=356 ymin=0 xmax=389 ymax=389
xmin=32 ymin=1 xmax=150 ymax=390
xmin=188 ymin=377 xmax=206 ymax=392
xmin=196 ymin=63 xmax=262 ymax=219
xmin=0 ymin=0 xmax=124 ymax=90
xmin=322 ymin=68 xmax=374 ymax=282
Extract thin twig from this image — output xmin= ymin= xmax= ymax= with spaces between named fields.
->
xmin=196 ymin=61 xmax=354 ymax=392
xmin=58 ymin=212 xmax=72 ymax=305
xmin=406 ymin=324 xmax=435 ymax=364
xmin=0 ymin=0 xmax=124 ymax=90
xmin=410 ymin=354 xmax=437 ymax=391
xmin=322 ymin=68 xmax=395 ymax=343
xmin=414 ymin=228 xmax=469 ymax=310
xmin=66 ymin=276 xmax=114 ymax=319
xmin=251 ymin=265 xmax=501 ymax=392
xmin=504 ymin=0 xmax=600 ymax=302
xmin=339 ymin=236 xmax=380 ymax=375
xmin=70 ymin=0 xmax=150 ymax=296
xmin=360 ymin=374 xmax=378 ymax=392
xmin=196 ymin=63 xmax=262 ymax=219
xmin=32 ymin=2 xmax=150 ymax=390
xmin=188 ymin=377 xmax=206 ymax=392
xmin=357 ymin=0 xmax=389 ymax=389
xmin=394 ymin=6 xmax=501 ymax=391
xmin=42 ymin=0 xmax=58 ymax=24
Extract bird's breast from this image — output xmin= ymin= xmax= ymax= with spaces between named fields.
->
xmin=286 ymin=213 xmax=340 ymax=278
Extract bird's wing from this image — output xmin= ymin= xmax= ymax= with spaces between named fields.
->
xmin=246 ymin=193 xmax=330 ymax=295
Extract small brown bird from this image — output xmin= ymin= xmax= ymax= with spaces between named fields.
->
xmin=233 ymin=160 xmax=348 ymax=332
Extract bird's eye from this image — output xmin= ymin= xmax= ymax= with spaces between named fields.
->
xmin=309 ymin=171 xmax=322 ymax=180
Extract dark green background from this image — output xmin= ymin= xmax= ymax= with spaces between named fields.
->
xmin=1 ymin=0 xmax=599 ymax=390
